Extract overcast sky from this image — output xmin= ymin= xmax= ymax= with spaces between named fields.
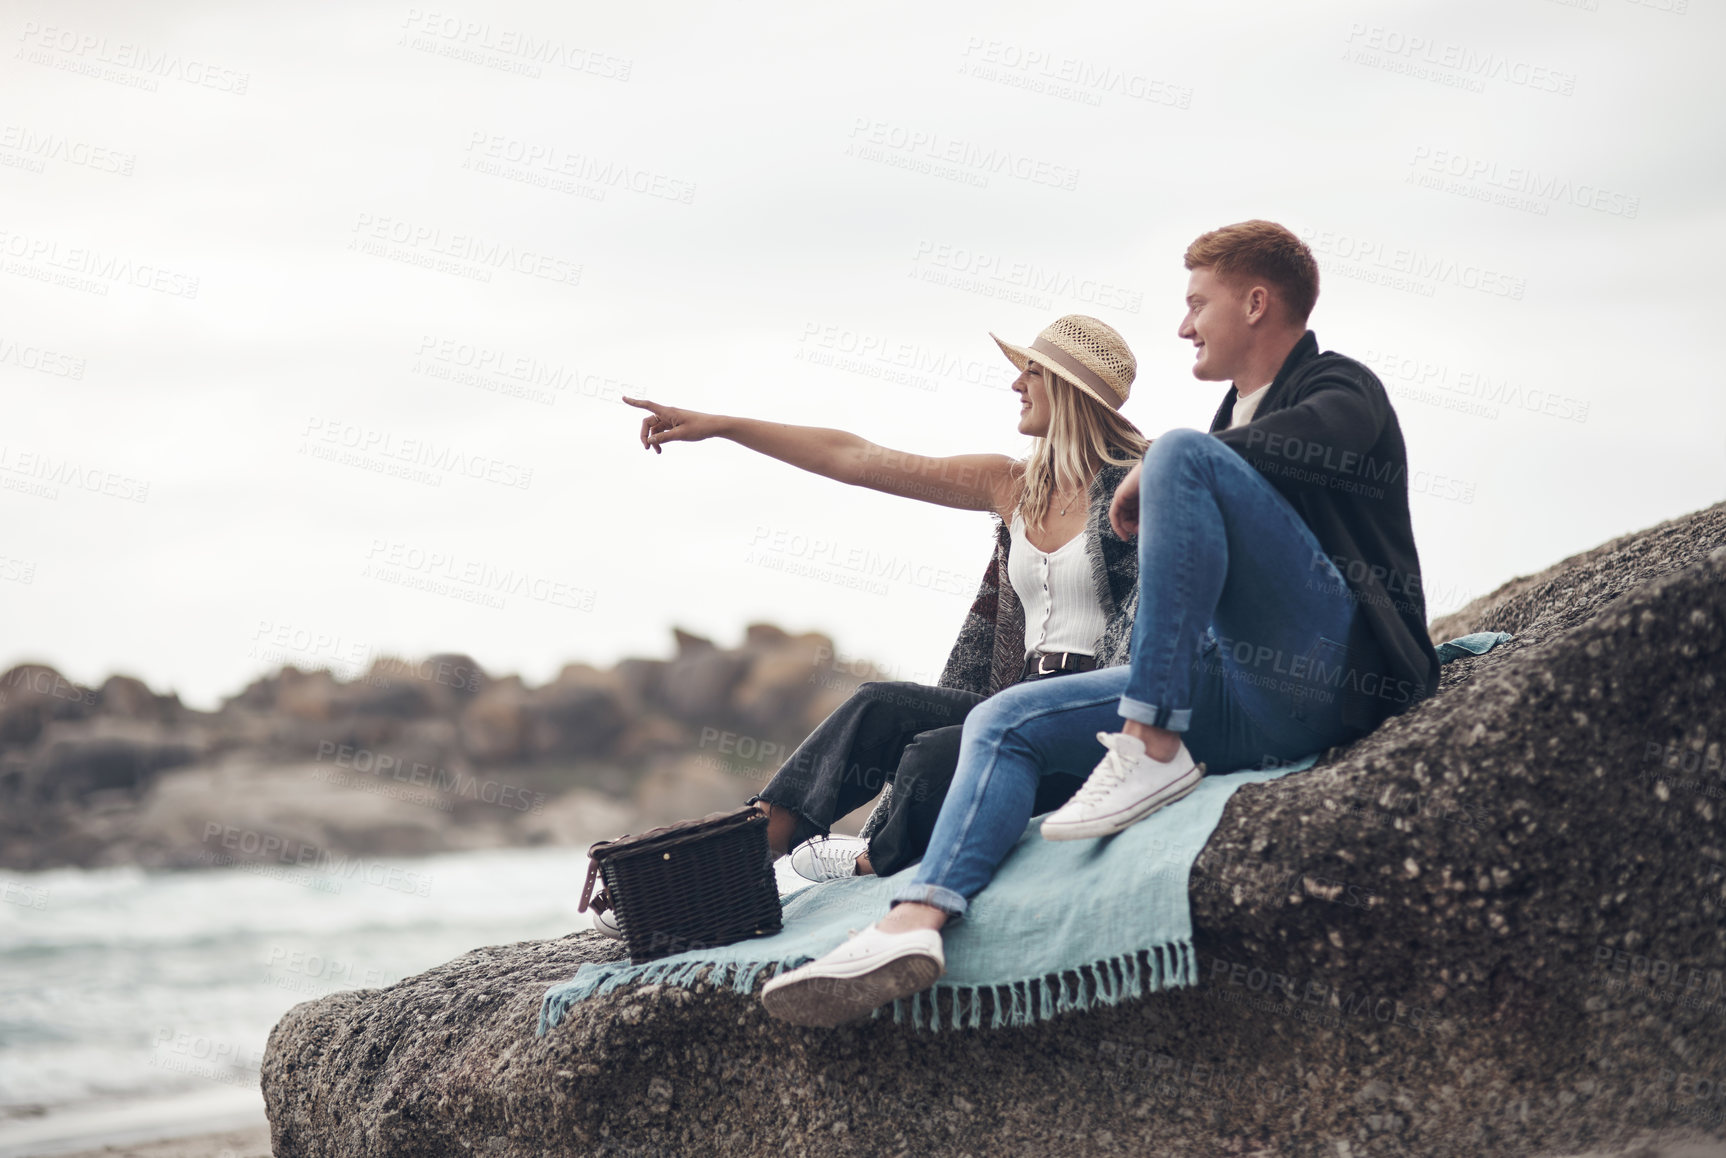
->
xmin=3 ymin=0 xmax=1721 ymax=710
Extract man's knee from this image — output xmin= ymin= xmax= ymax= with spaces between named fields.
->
xmin=1142 ymin=427 xmax=1219 ymax=475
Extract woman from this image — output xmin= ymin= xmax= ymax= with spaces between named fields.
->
xmin=597 ymin=314 xmax=1148 ymax=932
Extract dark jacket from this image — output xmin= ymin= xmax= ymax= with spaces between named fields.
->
xmin=938 ymin=462 xmax=1139 ymax=697
xmin=1208 ymin=330 xmax=1442 ymax=728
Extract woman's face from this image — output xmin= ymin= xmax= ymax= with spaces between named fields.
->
xmin=1013 ymin=364 xmax=1052 ymax=437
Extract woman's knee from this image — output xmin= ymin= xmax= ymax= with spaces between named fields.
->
xmin=855 ymin=680 xmax=926 ymax=706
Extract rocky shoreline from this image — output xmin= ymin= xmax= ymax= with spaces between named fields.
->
xmin=0 ymin=626 xmax=883 ymax=874
xmin=258 ymin=500 xmax=1726 ymax=1156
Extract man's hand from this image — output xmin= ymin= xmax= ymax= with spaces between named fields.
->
xmin=1109 ymin=462 xmax=1142 ymax=539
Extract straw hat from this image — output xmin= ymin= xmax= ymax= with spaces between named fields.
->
xmin=990 ymin=315 xmax=1136 ymax=410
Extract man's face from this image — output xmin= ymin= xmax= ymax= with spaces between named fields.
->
xmin=1177 ymin=266 xmax=1252 ymax=383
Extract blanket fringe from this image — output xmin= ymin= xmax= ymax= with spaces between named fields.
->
xmin=907 ymin=941 xmax=1200 ymax=1034
xmin=538 ymin=938 xmax=1205 ymax=1037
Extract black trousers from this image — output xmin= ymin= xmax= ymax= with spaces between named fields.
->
xmin=749 ymin=678 xmax=1084 ymax=878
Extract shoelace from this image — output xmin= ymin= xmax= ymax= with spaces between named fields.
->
xmin=1071 ymin=733 xmax=1135 ymax=805
xmin=804 ymin=838 xmax=861 ymax=877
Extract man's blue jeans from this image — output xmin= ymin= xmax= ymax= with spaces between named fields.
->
xmin=892 ymin=429 xmax=1385 ymax=917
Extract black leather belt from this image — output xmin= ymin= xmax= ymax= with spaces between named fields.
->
xmin=1021 ymin=651 xmax=1098 ymax=680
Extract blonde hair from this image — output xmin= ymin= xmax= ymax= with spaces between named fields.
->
xmin=1015 ymin=367 xmax=1149 ymax=535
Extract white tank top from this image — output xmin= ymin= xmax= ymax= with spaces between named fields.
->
xmin=1007 ymin=509 xmax=1108 ymax=657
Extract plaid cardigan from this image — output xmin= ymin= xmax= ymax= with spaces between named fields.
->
xmin=936 ymin=462 xmax=1140 ymax=697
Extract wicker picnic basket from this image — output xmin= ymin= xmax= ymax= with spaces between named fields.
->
xmin=578 ymin=806 xmax=783 ymax=965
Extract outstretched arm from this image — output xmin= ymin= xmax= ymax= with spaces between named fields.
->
xmin=623 ymin=396 xmax=1018 ymax=514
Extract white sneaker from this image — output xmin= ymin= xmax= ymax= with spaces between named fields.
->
xmin=590 ymin=905 xmax=623 ymax=940
xmin=761 ymin=924 xmax=944 ymax=1026
xmin=1040 ymin=731 xmax=1204 ymax=841
xmin=787 ymin=835 xmax=868 ymax=882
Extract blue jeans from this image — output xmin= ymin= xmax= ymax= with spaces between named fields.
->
xmin=892 ymin=429 xmax=1387 ymax=916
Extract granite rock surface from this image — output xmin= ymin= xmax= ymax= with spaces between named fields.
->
xmin=263 ymin=502 xmax=1726 ymax=1157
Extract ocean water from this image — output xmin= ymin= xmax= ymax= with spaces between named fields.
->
xmin=0 ymin=846 xmax=622 ymax=1157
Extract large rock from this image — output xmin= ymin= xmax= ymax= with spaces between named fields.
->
xmin=0 ymin=663 xmax=96 ymax=744
xmin=262 ymin=503 xmax=1726 ymax=1156
xmin=458 ymin=671 xmax=631 ymax=765
xmin=28 ymin=733 xmax=201 ymax=803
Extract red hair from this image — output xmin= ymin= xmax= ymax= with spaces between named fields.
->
xmin=1184 ymin=220 xmax=1319 ymax=325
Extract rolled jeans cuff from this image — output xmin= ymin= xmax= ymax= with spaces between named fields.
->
xmin=890 ymin=882 xmax=968 ymax=918
xmin=1118 ymin=695 xmax=1193 ymax=732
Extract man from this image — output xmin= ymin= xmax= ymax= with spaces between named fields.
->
xmin=760 ymin=220 xmax=1442 ymax=1027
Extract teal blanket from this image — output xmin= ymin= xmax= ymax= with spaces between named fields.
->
xmin=540 ymin=632 xmax=1512 ymax=1033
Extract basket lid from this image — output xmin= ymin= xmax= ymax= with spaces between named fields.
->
xmin=586 ymin=805 xmax=768 ymax=864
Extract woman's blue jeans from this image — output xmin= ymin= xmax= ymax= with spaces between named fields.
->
xmin=892 ymin=429 xmax=1386 ymax=917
